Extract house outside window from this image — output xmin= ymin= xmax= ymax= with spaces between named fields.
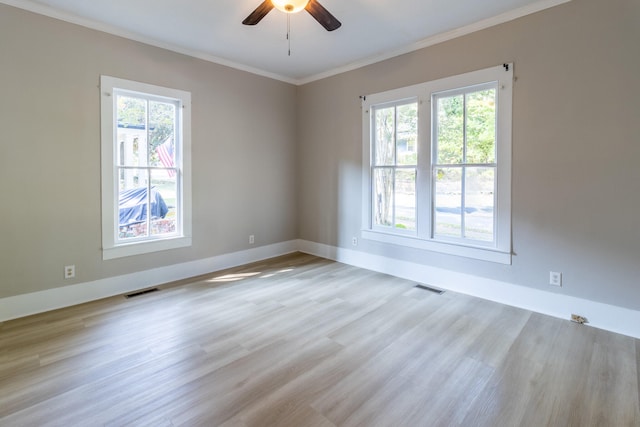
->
xmin=100 ymin=76 xmax=192 ymax=260
xmin=362 ymin=64 xmax=513 ymax=264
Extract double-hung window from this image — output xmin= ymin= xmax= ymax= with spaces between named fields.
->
xmin=362 ymin=64 xmax=513 ymax=264
xmin=100 ymin=76 xmax=192 ymax=260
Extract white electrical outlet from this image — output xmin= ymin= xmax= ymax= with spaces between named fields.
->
xmin=249 ymin=235 xmax=255 ymax=244
xmin=352 ymin=237 xmax=358 ymax=246
xmin=64 ymin=265 xmax=75 ymax=279
xmin=549 ymin=271 xmax=562 ymax=287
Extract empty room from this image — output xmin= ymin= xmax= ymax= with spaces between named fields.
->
xmin=1 ymin=0 xmax=639 ymax=425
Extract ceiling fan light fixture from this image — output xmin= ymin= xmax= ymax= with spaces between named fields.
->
xmin=242 ymin=0 xmax=341 ymax=32
xmin=271 ymin=0 xmax=309 ymax=14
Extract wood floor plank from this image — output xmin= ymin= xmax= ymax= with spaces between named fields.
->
xmin=330 ymin=298 xmax=495 ymax=427
xmin=1 ymin=252 xmax=638 ymax=426
xmin=577 ymin=333 xmax=640 ymax=425
xmin=220 ymin=403 xmax=337 ymax=427
xmin=461 ymin=312 xmax=566 ymax=426
xmin=168 ymin=337 xmax=343 ymax=426
xmin=217 ymin=294 xmax=448 ymax=427
xmin=312 ymin=294 xmax=489 ymax=425
xmin=0 ymin=347 xmax=154 ymax=418
xmin=1 ymin=344 xmax=207 ymax=425
xmin=343 ymin=355 xmax=493 ymax=427
xmin=519 ymin=320 xmax=599 ymax=426
xmin=0 ymin=353 xmax=40 ymax=381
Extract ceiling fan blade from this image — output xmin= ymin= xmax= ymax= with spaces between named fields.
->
xmin=305 ymin=0 xmax=341 ymax=31
xmin=242 ymin=0 xmax=275 ymax=26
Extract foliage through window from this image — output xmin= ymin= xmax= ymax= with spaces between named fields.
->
xmin=362 ymin=65 xmax=513 ymax=264
xmin=372 ymin=100 xmax=418 ymax=232
xmin=433 ymin=84 xmax=497 ymax=242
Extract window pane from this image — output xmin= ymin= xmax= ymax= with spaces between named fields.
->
xmin=149 ymin=101 xmax=176 ymax=168
xmin=150 ymin=169 xmax=176 ymax=236
xmin=118 ymin=168 xmax=150 ymax=239
xmin=434 ymin=167 xmax=462 ymax=237
xmin=396 ymin=103 xmax=418 ymax=166
xmin=464 ymin=167 xmax=495 ymax=242
xmin=116 ymin=95 xmax=148 ymax=167
xmin=436 ymin=95 xmax=464 ymax=164
xmin=117 ymin=95 xmax=146 ymax=128
xmin=395 ymin=169 xmax=416 ymax=230
xmin=466 ymin=89 xmax=496 ymax=164
xmin=373 ymin=168 xmax=393 ymax=227
xmin=374 ymin=107 xmax=395 ymax=166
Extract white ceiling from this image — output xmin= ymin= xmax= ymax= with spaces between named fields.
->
xmin=3 ymin=0 xmax=568 ymax=84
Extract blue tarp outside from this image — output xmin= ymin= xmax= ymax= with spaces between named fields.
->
xmin=119 ymin=187 xmax=168 ymax=226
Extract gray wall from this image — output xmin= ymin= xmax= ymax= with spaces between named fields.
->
xmin=0 ymin=5 xmax=298 ymax=299
xmin=297 ymin=0 xmax=640 ymax=310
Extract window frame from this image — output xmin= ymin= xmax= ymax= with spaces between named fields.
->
xmin=100 ymin=75 xmax=192 ymax=260
xmin=361 ymin=64 xmax=513 ymax=264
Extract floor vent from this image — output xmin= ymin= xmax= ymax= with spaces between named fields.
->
xmin=125 ymin=288 xmax=160 ymax=299
xmin=414 ymin=284 xmax=444 ymax=294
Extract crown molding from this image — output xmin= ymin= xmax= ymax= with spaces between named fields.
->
xmin=296 ymin=0 xmax=571 ymax=85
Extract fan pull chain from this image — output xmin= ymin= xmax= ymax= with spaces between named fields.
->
xmin=287 ymin=13 xmax=291 ymax=56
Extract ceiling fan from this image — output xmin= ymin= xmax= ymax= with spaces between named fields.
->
xmin=242 ymin=0 xmax=341 ymax=32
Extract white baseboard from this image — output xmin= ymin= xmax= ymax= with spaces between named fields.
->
xmin=0 ymin=240 xmax=298 ymax=323
xmin=297 ymin=240 xmax=640 ymax=339
xmin=3 ymin=239 xmax=638 ymax=340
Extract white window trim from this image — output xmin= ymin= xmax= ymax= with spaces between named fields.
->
xmin=100 ymin=75 xmax=192 ymax=260
xmin=362 ymin=64 xmax=513 ymax=264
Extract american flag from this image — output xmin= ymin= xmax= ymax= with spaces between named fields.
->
xmin=156 ymin=138 xmax=176 ymax=177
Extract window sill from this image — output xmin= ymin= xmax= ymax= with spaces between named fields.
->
xmin=361 ymin=230 xmax=511 ymax=264
xmin=103 ymin=236 xmax=192 ymax=260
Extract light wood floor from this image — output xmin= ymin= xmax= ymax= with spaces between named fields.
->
xmin=1 ymin=253 xmax=639 ymax=426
